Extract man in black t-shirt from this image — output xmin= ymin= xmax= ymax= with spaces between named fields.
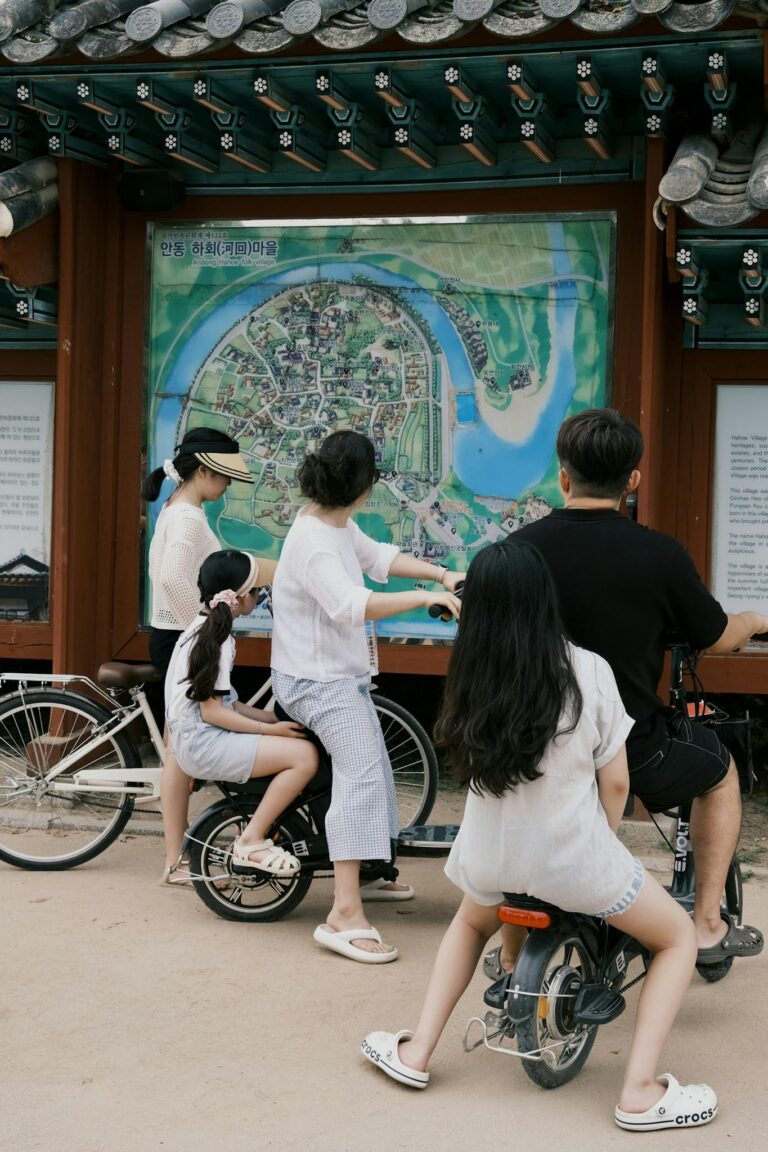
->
xmin=515 ymin=408 xmax=767 ymax=964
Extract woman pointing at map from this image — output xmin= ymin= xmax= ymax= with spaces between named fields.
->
xmin=270 ymin=430 xmax=462 ymax=963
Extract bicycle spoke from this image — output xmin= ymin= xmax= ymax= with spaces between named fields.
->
xmin=0 ymin=691 xmax=134 ymax=867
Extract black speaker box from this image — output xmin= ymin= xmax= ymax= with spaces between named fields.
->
xmin=116 ymin=168 xmax=186 ymax=212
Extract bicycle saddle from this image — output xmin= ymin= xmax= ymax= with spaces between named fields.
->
xmin=98 ymin=662 xmax=163 ymax=689
xmin=224 ymin=754 xmax=333 ymax=796
xmin=500 ymin=892 xmax=562 ymax=916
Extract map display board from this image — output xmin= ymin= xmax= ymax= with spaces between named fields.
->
xmin=0 ymin=381 xmax=54 ymax=623
xmin=145 ymin=215 xmax=614 ymax=641
xmin=712 ymin=384 xmax=768 ymax=613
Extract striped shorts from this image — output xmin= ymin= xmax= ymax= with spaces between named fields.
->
xmin=596 ymin=857 xmax=646 ymax=919
xmin=271 ymin=671 xmax=399 ymax=862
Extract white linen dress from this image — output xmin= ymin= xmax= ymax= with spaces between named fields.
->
xmin=444 ymin=645 xmax=640 ymax=915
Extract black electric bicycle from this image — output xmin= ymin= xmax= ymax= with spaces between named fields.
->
xmin=186 ymin=721 xmax=408 ymax=921
xmin=186 ymin=591 xmax=456 ymax=921
xmin=463 ymin=643 xmax=755 ymax=1089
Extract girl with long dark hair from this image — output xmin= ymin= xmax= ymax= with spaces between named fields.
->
xmin=143 ymin=426 xmax=258 ymax=884
xmin=270 ymin=430 xmax=462 ymax=963
xmin=165 ymin=550 xmax=318 ymax=876
xmin=361 ymin=540 xmax=716 ymax=1133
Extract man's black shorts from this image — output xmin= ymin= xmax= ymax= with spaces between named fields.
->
xmin=628 ymin=713 xmax=731 ymax=813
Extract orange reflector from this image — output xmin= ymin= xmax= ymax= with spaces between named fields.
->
xmin=537 ymin=998 xmax=548 ymax=1019
xmin=498 ymin=907 xmax=553 ymax=928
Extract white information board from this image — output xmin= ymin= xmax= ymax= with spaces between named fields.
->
xmin=0 ymin=382 xmax=54 ymax=620
xmin=712 ymin=384 xmax=768 ymax=614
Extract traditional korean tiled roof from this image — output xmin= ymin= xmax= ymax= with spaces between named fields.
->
xmin=0 ymin=157 xmax=57 ymax=237
xmin=0 ymin=0 xmax=761 ymax=64
xmin=657 ymin=123 xmax=768 ymax=226
xmin=0 ymin=551 xmax=49 ymax=575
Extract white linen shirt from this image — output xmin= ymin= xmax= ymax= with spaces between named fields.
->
xmin=270 ymin=510 xmax=399 ymax=681
xmin=444 ymin=645 xmax=638 ymax=915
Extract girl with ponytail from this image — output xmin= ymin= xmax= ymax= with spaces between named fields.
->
xmin=165 ymin=550 xmax=318 ymax=877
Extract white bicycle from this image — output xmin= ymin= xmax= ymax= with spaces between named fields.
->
xmin=0 ymin=663 xmax=438 ymax=871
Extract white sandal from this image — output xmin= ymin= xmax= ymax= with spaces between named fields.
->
xmin=231 ymin=838 xmax=300 ymax=878
xmin=159 ymin=858 xmax=194 ymax=887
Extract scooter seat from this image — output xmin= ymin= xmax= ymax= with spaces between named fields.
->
xmin=221 ymin=754 xmax=332 ymax=796
xmin=501 ymin=892 xmax=563 ymax=917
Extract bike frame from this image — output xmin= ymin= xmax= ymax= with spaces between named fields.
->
xmin=0 ymin=672 xmax=164 ymax=798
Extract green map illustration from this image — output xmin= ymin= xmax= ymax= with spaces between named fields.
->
xmin=146 ymin=216 xmax=613 ymax=639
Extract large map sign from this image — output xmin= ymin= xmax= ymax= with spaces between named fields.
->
xmin=145 ymin=215 xmax=614 ymax=640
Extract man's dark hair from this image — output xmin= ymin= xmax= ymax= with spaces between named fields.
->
xmin=557 ymin=408 xmax=643 ymax=500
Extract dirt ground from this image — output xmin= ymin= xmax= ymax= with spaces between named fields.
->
xmin=2 ymin=805 xmax=767 ymax=1152
xmin=735 ymin=789 xmax=768 ymax=873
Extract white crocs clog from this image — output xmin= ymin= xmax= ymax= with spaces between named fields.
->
xmin=615 ymin=1073 xmax=718 ymax=1131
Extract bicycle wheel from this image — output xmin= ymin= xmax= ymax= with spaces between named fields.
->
xmin=371 ymin=693 xmax=438 ymax=827
xmin=513 ymin=924 xmax=600 ymax=1089
xmin=188 ymin=806 xmax=312 ymax=922
xmin=696 ymin=857 xmax=743 ymax=984
xmin=0 ymin=688 xmax=136 ymax=870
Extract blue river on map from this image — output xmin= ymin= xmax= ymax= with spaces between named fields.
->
xmin=154 ymin=222 xmax=577 ymax=503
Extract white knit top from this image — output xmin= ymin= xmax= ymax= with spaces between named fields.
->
xmin=270 ymin=510 xmax=399 ymax=681
xmin=148 ymin=502 xmax=220 ymax=630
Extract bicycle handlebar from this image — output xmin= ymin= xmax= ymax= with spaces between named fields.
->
xmin=427 ymin=580 xmax=464 ymax=621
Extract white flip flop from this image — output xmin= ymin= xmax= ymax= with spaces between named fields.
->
xmin=360 ymin=1030 xmax=429 ymax=1089
xmin=313 ymin=923 xmax=399 ymax=964
xmin=360 ymin=877 xmax=415 ymax=902
xmin=614 ymin=1074 xmax=718 ymax=1131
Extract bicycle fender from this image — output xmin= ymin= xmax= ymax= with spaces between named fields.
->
xmin=505 ymin=920 xmax=600 ymax=1024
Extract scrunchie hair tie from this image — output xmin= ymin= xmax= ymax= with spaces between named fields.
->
xmin=162 ymin=459 xmax=182 ymax=485
xmin=209 ymin=589 xmax=239 ymax=612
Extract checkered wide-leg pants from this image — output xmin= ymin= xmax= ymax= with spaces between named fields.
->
xmin=271 ymin=671 xmax=400 ymax=861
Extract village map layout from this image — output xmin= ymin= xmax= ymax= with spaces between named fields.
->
xmin=147 ymin=217 xmax=612 ymax=639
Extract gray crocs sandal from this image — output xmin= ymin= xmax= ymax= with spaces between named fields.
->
xmin=697 ymin=914 xmax=764 ymax=965
xmin=483 ymin=946 xmax=503 ymax=981
xmin=615 ymin=1074 xmax=718 ymax=1131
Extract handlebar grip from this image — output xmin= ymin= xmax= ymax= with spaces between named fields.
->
xmin=428 ymin=580 xmax=464 ymax=621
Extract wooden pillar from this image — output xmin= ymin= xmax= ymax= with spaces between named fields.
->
xmin=50 ymin=161 xmax=112 ymax=676
xmin=637 ymin=137 xmax=668 ymax=528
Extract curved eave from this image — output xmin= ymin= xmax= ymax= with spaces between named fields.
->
xmin=0 ymin=0 xmax=762 ymax=64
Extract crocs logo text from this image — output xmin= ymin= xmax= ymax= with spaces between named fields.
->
xmin=675 ymin=1109 xmax=714 ymax=1125
xmin=361 ymin=1041 xmax=380 ymax=1063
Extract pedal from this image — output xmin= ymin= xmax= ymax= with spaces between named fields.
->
xmin=483 ymin=975 xmax=510 ymax=1011
xmin=573 ymin=983 xmax=626 ymax=1025
xmin=229 ymin=863 xmax=263 ymax=880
